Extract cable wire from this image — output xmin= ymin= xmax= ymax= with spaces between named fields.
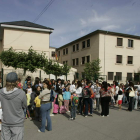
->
xmin=33 ymin=0 xmax=55 ymax=23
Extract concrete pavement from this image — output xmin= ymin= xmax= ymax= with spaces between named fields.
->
xmin=23 ymin=105 xmax=140 ymax=140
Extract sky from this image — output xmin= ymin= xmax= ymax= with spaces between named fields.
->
xmin=0 ymin=0 xmax=140 ymax=48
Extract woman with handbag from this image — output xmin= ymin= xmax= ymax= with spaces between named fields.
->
xmin=38 ymin=80 xmax=52 ymax=132
xmin=127 ymin=82 xmax=135 ymax=112
xmin=100 ymin=81 xmax=111 ymax=117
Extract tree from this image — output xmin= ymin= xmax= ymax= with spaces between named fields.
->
xmin=0 ymin=47 xmax=47 ymax=75
xmin=43 ymin=60 xmax=64 ymax=79
xmin=61 ymin=64 xmax=71 ymax=81
xmin=84 ymin=58 xmax=102 ymax=81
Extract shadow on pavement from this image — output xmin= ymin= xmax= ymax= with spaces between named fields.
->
xmin=31 ymin=119 xmax=41 ymax=129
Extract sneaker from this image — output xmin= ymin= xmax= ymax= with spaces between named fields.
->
xmin=89 ymin=114 xmax=93 ymax=116
xmin=69 ymin=117 xmax=73 ymax=120
xmin=50 ymin=114 xmax=54 ymax=116
xmin=84 ymin=115 xmax=88 ymax=117
xmin=101 ymin=115 xmax=104 ymax=117
xmin=107 ymin=115 xmax=109 ymax=117
xmin=38 ymin=129 xmax=41 ymax=132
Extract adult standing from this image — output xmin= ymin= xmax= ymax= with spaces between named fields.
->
xmin=38 ymin=80 xmax=52 ymax=132
xmin=127 ymin=82 xmax=135 ymax=111
xmin=75 ymin=81 xmax=83 ymax=114
xmin=0 ymin=72 xmax=27 ymax=140
xmin=100 ymin=81 xmax=111 ymax=117
xmin=114 ymin=82 xmax=119 ymax=104
xmin=82 ymin=81 xmax=94 ymax=117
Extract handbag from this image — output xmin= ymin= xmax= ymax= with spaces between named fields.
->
xmin=129 ymin=88 xmax=135 ymax=97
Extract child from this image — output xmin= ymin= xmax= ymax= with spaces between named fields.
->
xmin=26 ymin=90 xmax=32 ymax=119
xmin=118 ymin=90 xmax=123 ymax=110
xmin=17 ymin=78 xmax=23 ymax=89
xmin=58 ymin=89 xmax=63 ymax=108
xmin=27 ymin=83 xmax=32 ymax=96
xmin=70 ymin=89 xmax=79 ymax=120
xmin=34 ymin=91 xmax=41 ymax=121
xmin=63 ymin=87 xmax=71 ymax=112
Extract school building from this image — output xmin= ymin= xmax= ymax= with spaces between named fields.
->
xmin=56 ymin=30 xmax=140 ymax=84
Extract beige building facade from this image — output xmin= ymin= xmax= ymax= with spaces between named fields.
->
xmin=56 ymin=30 xmax=140 ymax=84
xmin=0 ymin=21 xmax=77 ymax=84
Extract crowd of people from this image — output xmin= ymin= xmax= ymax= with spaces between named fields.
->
xmin=0 ymin=72 xmax=139 ymax=139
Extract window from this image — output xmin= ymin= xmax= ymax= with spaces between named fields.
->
xmin=75 ymin=72 xmax=79 ymax=79
xmin=63 ymin=61 xmax=65 ymax=64
xmin=128 ymin=39 xmax=133 ymax=47
xmin=108 ymin=72 xmax=114 ymax=80
xmin=87 ymin=56 xmax=90 ymax=63
xmin=51 ymin=51 xmax=55 ymax=57
xmin=73 ymin=59 xmax=75 ymax=66
xmin=65 ymin=61 xmax=68 ymax=64
xmin=127 ymin=56 xmax=133 ymax=64
xmin=127 ymin=73 xmax=132 ymax=81
xmin=63 ymin=49 xmax=65 ymax=55
xmin=116 ymin=55 xmax=122 ymax=63
xmin=82 ymin=72 xmax=85 ymax=79
xmin=117 ymin=38 xmax=123 ymax=46
xmin=66 ymin=48 xmax=68 ymax=54
xmin=134 ymin=73 xmax=139 ymax=82
xmin=82 ymin=57 xmax=85 ymax=64
xmin=82 ymin=41 xmax=85 ymax=49
xmin=76 ymin=44 xmax=79 ymax=51
xmin=58 ymin=51 xmax=60 ymax=56
xmin=116 ymin=72 xmax=122 ymax=80
xmin=76 ymin=58 xmax=79 ymax=65
xmin=87 ymin=39 xmax=90 ymax=47
xmin=73 ymin=45 xmax=75 ymax=52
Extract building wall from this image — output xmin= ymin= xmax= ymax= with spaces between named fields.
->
xmin=57 ymin=34 xmax=100 ymax=79
xmin=99 ymin=33 xmax=140 ymax=83
xmin=49 ymin=47 xmax=56 ymax=60
xmin=3 ymin=28 xmax=50 ymax=53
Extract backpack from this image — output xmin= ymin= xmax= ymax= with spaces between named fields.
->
xmin=83 ymin=88 xmax=91 ymax=98
xmin=72 ymin=95 xmax=79 ymax=106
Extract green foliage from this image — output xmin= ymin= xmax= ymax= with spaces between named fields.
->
xmin=84 ymin=58 xmax=101 ymax=81
xmin=0 ymin=47 xmax=71 ymax=78
xmin=0 ymin=47 xmax=47 ymax=75
xmin=43 ymin=61 xmax=71 ymax=79
xmin=62 ymin=64 xmax=71 ymax=75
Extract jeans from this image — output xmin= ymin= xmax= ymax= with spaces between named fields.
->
xmin=96 ymin=98 xmax=100 ymax=111
xmin=84 ymin=98 xmax=92 ymax=115
xmin=71 ymin=106 xmax=77 ymax=119
xmin=78 ymin=97 xmax=83 ymax=114
xmin=35 ymin=107 xmax=41 ymax=120
xmin=40 ymin=103 xmax=52 ymax=132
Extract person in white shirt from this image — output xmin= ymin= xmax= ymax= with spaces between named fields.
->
xmin=75 ymin=81 xmax=83 ymax=115
xmin=134 ymin=87 xmax=138 ymax=109
xmin=27 ymin=83 xmax=32 ymax=96
xmin=114 ymin=82 xmax=119 ymax=105
xmin=117 ymin=90 xmax=123 ymax=110
xmin=70 ymin=81 xmax=75 ymax=93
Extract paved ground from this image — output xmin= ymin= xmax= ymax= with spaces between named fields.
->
xmin=23 ymin=105 xmax=140 ymax=140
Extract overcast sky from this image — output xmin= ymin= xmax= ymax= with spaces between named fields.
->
xmin=0 ymin=0 xmax=140 ymax=48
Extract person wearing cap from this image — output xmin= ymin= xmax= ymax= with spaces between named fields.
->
xmin=0 ymin=72 xmax=27 ymax=140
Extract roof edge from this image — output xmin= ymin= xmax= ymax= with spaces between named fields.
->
xmin=56 ymin=29 xmax=140 ymax=50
